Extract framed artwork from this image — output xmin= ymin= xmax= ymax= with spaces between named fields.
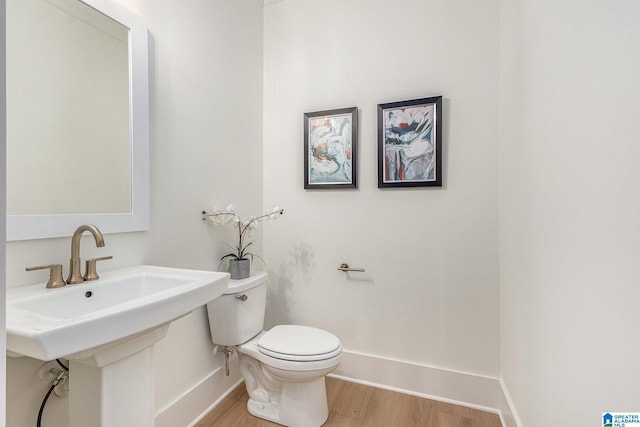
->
xmin=304 ymin=107 xmax=358 ymax=189
xmin=377 ymin=96 xmax=442 ymax=188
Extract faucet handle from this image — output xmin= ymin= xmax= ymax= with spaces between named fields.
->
xmin=83 ymin=256 xmax=113 ymax=281
xmin=26 ymin=264 xmax=67 ymax=289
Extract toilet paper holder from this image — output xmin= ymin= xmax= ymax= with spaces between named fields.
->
xmin=337 ymin=263 xmax=365 ymax=272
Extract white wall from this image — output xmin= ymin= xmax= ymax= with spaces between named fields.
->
xmin=4 ymin=1 xmax=263 ymax=426
xmin=499 ymin=0 xmax=640 ymax=425
xmin=142 ymin=0 xmax=263 ymax=422
xmin=1 ymin=0 xmax=8 ymax=423
xmin=263 ymin=0 xmax=501 ymax=377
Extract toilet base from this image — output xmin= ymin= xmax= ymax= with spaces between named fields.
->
xmin=246 ymin=377 xmax=329 ymax=427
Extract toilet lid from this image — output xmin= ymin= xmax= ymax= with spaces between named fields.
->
xmin=257 ymin=325 xmax=342 ymax=362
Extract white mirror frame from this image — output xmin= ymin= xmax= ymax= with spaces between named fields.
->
xmin=6 ymin=0 xmax=149 ymax=241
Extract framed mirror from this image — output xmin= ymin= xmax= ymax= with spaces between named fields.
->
xmin=6 ymin=0 xmax=149 ymax=241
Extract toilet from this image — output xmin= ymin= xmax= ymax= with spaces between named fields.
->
xmin=206 ymin=271 xmax=342 ymax=427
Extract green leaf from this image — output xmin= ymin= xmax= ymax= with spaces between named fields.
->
xmin=220 ymin=253 xmax=239 ymax=261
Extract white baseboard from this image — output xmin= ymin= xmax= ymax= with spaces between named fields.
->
xmin=156 ymin=349 xmax=521 ymax=427
xmin=154 ymin=359 xmax=242 ymax=427
xmin=332 ymin=350 xmax=510 ymax=420
xmin=497 ymin=378 xmax=522 ymax=427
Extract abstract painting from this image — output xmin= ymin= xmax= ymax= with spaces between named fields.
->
xmin=304 ymin=107 xmax=357 ymax=189
xmin=377 ymin=96 xmax=442 ymax=188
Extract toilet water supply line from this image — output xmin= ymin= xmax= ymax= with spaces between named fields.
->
xmin=37 ymin=359 xmax=69 ymax=427
xmin=223 ymin=346 xmax=234 ymax=376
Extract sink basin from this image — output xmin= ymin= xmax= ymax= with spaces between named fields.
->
xmin=6 ymin=265 xmax=229 ymax=361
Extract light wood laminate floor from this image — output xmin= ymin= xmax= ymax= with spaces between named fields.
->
xmin=196 ymin=377 xmax=502 ymax=426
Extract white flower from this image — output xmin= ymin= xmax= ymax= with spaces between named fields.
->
xmin=202 ymin=204 xmax=284 ymax=260
xmin=267 ymin=207 xmax=284 ymax=222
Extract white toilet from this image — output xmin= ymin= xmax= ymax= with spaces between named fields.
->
xmin=206 ymin=271 xmax=342 ymax=427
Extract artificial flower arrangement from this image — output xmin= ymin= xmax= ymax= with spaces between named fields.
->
xmin=202 ymin=204 xmax=284 ymax=276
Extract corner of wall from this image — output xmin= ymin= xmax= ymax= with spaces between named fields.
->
xmin=1 ymin=0 xmax=8 ymax=423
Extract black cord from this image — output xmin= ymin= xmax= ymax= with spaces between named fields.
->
xmin=36 ymin=384 xmax=56 ymax=427
xmin=37 ymin=362 xmax=68 ymax=427
xmin=55 ymin=359 xmax=69 ymax=371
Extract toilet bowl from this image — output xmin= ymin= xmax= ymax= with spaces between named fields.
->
xmin=206 ymin=272 xmax=342 ymax=427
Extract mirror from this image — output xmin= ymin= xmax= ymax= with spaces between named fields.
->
xmin=6 ymin=0 xmax=149 ymax=241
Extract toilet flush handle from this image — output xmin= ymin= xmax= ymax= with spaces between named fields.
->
xmin=236 ymin=294 xmax=248 ymax=301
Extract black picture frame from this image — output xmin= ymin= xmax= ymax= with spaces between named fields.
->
xmin=304 ymin=107 xmax=358 ymax=189
xmin=377 ymin=96 xmax=442 ymax=188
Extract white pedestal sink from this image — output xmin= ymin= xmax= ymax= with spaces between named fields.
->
xmin=6 ymin=265 xmax=230 ymax=427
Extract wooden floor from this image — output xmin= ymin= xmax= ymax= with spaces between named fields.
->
xmin=196 ymin=377 xmax=502 ymax=426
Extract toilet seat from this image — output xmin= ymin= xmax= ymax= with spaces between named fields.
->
xmin=239 ymin=331 xmax=342 ymax=373
xmin=257 ymin=325 xmax=342 ymax=362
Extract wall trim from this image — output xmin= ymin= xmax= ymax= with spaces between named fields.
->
xmin=154 ymin=359 xmax=242 ymax=427
xmin=498 ymin=378 xmax=522 ymax=427
xmin=332 ymin=350 xmax=506 ymax=420
xmin=156 ymin=349 xmax=522 ymax=427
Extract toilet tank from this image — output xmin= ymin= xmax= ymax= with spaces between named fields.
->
xmin=206 ymin=271 xmax=268 ymax=346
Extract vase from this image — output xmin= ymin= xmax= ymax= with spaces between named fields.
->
xmin=230 ymin=258 xmax=250 ymax=279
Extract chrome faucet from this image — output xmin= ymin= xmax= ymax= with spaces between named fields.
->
xmin=67 ymin=224 xmax=105 ymax=284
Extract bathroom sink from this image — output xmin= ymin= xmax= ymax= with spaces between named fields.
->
xmin=6 ymin=265 xmax=229 ymax=361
